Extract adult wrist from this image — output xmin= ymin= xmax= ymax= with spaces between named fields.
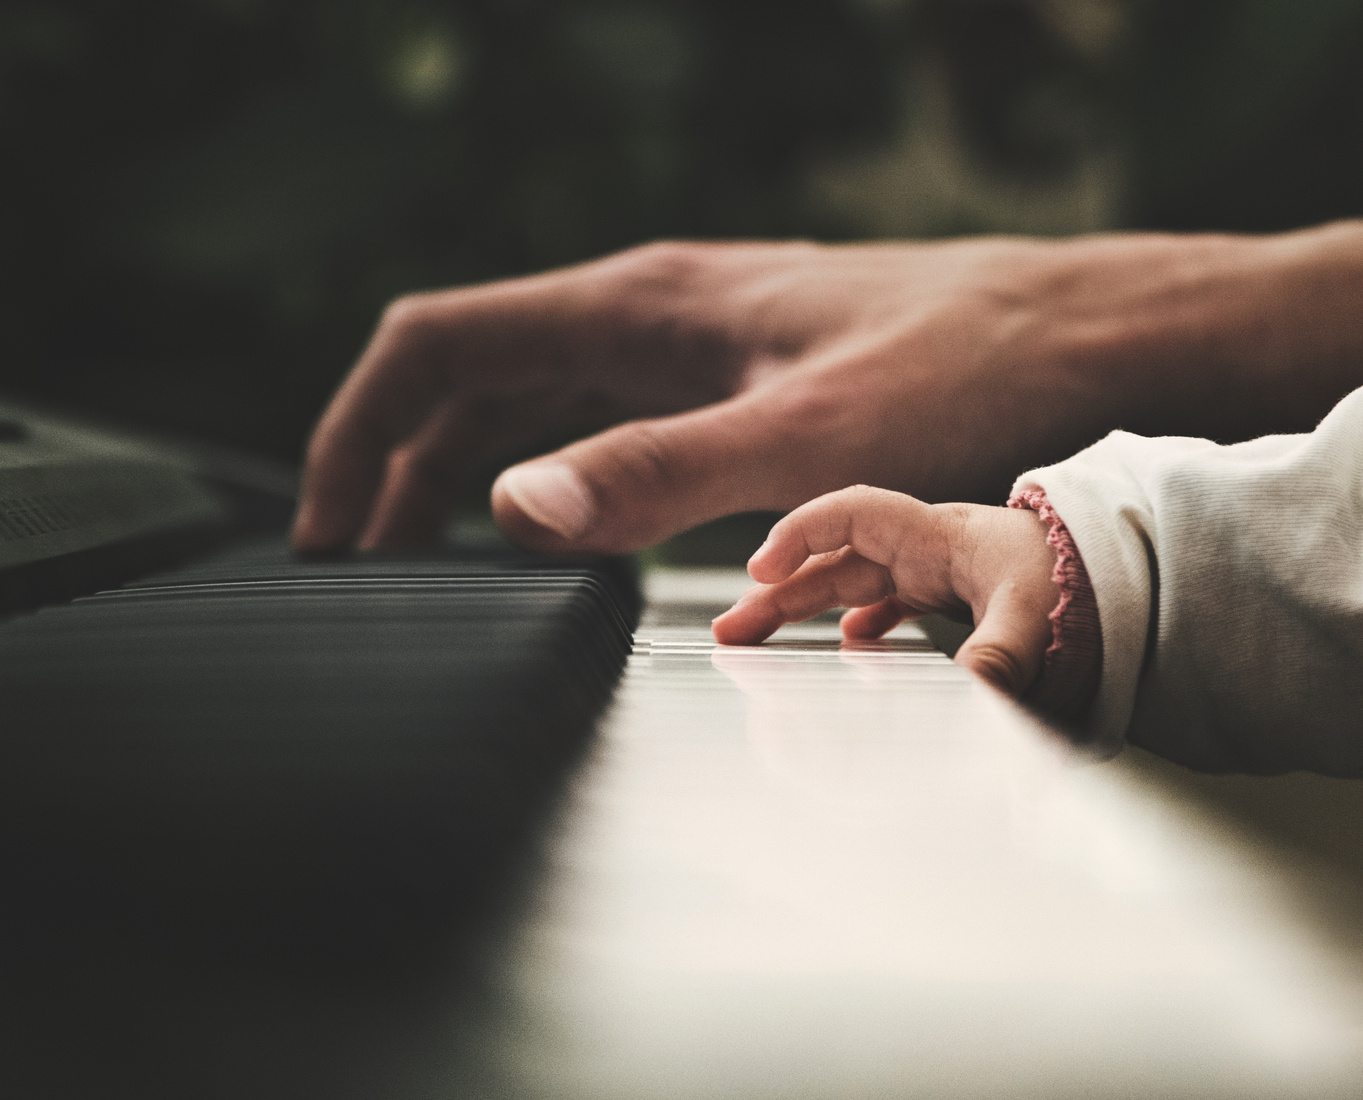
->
xmin=1041 ymin=224 xmax=1363 ymax=444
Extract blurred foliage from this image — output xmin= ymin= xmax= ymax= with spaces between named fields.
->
xmin=1127 ymin=0 xmax=1363 ymax=230
xmin=0 ymin=0 xmax=897 ymax=457
xmin=1 ymin=0 xmax=1363 ymax=461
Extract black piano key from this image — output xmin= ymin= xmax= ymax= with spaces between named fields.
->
xmin=0 ymin=539 xmax=640 ymax=952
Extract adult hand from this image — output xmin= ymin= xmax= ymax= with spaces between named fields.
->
xmin=293 ymin=225 xmax=1363 ymax=554
xmin=711 ymin=486 xmax=1059 ymax=696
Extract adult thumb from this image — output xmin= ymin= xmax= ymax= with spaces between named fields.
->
xmin=491 ymin=396 xmax=786 ymax=553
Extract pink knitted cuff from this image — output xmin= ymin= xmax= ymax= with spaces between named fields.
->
xmin=1007 ymin=488 xmax=1103 ymax=723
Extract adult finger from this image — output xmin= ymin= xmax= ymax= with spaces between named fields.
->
xmin=710 ymin=549 xmax=892 ymax=645
xmin=291 ymin=297 xmax=452 ymax=552
xmin=293 ymin=268 xmax=607 ymax=553
xmin=293 ymin=409 xmax=391 ymax=553
xmin=355 ymin=401 xmax=479 ymax=548
xmin=492 ymin=391 xmax=800 ymax=554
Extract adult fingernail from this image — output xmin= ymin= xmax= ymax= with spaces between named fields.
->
xmin=497 ymin=463 xmax=595 ymax=540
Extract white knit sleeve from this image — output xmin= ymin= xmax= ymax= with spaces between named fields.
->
xmin=1013 ymin=387 xmax=1363 ymax=775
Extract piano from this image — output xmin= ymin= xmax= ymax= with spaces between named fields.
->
xmin=3 ymin=399 xmax=1363 ymax=1098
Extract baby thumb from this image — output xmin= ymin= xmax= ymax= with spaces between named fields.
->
xmin=953 ymin=585 xmax=1053 ymax=698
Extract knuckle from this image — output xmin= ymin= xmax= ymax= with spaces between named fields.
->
xmin=388 ymin=443 xmax=452 ymax=489
xmin=841 ymin=483 xmax=882 ymax=506
xmin=833 ymin=484 xmax=875 ymax=525
xmin=378 ymin=293 xmax=427 ymax=332
xmin=832 ymin=571 xmax=880 ymax=611
xmin=838 ymin=484 xmax=897 ymax=552
xmin=377 ymin=294 xmax=443 ymax=351
xmin=771 ymin=579 xmax=823 ymax=623
xmin=616 ymin=240 xmax=709 ymax=292
xmin=608 ymin=420 xmax=680 ymax=494
xmin=773 ymin=380 xmax=849 ymax=438
xmin=769 ymin=587 xmax=801 ymax=621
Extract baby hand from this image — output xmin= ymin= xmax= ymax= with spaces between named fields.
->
xmin=711 ymin=485 xmax=1061 ymax=697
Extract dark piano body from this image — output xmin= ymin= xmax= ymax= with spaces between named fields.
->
xmin=0 ymin=400 xmax=640 ymax=953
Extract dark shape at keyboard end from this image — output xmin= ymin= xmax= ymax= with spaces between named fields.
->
xmin=0 ymin=402 xmax=642 ymax=959
xmin=1 ymin=545 xmax=640 ymax=962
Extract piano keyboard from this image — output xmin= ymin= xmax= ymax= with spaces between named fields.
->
xmin=453 ymin=572 xmax=1363 ymax=1099
xmin=4 ymin=405 xmax=1363 ymax=1098
xmin=0 ymin=539 xmax=640 ymax=949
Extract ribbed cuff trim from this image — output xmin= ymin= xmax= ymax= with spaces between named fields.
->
xmin=1008 ymin=488 xmax=1103 ymax=723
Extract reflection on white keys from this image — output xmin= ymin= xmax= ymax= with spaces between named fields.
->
xmin=471 ymin=568 xmax=1363 ymax=1099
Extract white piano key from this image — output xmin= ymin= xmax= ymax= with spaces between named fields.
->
xmin=460 ymin=567 xmax=1363 ymax=1100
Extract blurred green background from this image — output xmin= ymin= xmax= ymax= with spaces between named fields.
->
xmin=4 ymin=0 xmax=1363 ymax=464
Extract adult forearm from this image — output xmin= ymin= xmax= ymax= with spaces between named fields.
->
xmin=296 ymin=225 xmax=1363 ymax=555
xmin=1042 ymin=221 xmax=1363 ymax=445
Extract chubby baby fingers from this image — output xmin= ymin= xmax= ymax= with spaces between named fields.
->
xmin=747 ymin=485 xmax=941 ymax=585
xmin=839 ymin=597 xmax=917 ymax=641
xmin=711 ymin=547 xmax=895 ymax=645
